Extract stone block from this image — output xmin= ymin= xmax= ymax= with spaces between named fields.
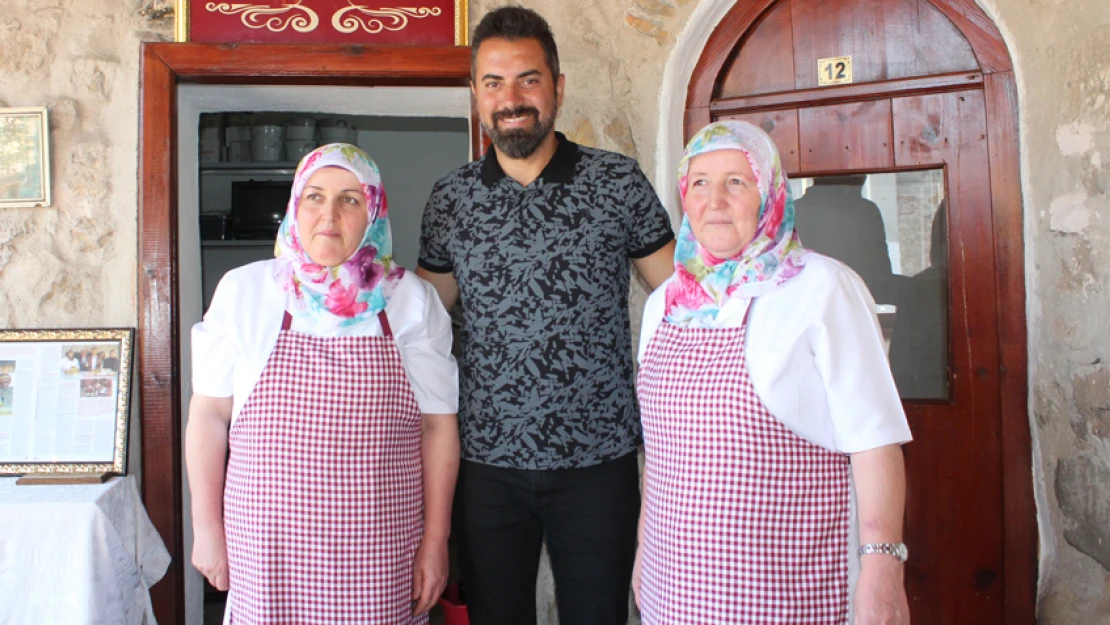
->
xmin=1054 ymin=456 xmax=1110 ymax=572
xmin=69 ymin=57 xmax=121 ymax=101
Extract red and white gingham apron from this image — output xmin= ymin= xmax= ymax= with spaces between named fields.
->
xmin=223 ymin=310 xmax=426 ymax=624
xmin=636 ymin=317 xmax=851 ymax=625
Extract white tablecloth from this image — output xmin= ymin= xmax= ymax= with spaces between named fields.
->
xmin=0 ymin=476 xmax=172 ymax=625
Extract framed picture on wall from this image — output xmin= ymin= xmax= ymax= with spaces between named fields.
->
xmin=0 ymin=329 xmax=134 ymax=477
xmin=0 ymin=106 xmax=51 ymax=209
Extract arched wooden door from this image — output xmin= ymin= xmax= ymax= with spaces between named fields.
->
xmin=686 ymin=1 xmax=1034 ymax=623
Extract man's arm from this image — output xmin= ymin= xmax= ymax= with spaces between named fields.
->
xmin=415 ymin=268 xmax=460 ymax=311
xmin=631 ymin=240 xmax=676 ymax=291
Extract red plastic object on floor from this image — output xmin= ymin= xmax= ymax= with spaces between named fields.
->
xmin=438 ymin=584 xmax=470 ymax=625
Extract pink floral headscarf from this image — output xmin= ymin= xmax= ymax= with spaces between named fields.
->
xmin=664 ymin=121 xmax=809 ymax=327
xmin=273 ymin=143 xmax=403 ymax=332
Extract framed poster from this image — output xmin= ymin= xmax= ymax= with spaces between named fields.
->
xmin=0 ymin=107 xmax=51 ymax=209
xmin=0 ymin=329 xmax=134 ymax=476
xmin=175 ymin=0 xmax=468 ymax=46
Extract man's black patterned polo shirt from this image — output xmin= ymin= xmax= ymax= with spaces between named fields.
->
xmin=418 ymin=132 xmax=674 ymax=470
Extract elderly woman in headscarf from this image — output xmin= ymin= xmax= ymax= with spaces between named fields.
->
xmin=185 ymin=143 xmax=459 ymax=624
xmin=632 ymin=121 xmax=912 ymax=624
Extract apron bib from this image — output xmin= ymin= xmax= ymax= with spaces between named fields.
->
xmin=223 ymin=310 xmax=427 ymax=624
xmin=637 ymin=319 xmax=851 ymax=625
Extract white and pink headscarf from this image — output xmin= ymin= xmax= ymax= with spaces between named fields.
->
xmin=664 ymin=121 xmax=810 ymax=327
xmin=273 ymin=143 xmax=403 ymax=333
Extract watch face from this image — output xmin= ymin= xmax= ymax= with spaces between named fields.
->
xmin=896 ymin=543 xmax=909 ymax=562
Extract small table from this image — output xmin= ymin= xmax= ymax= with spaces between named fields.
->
xmin=0 ymin=475 xmax=171 ymax=624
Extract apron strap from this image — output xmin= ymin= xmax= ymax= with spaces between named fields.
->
xmin=280 ymin=310 xmax=390 ymax=335
xmin=377 ymin=310 xmax=393 ymax=338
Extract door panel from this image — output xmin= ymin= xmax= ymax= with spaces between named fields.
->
xmin=798 ymin=100 xmax=894 ymax=171
xmin=718 ymin=109 xmax=801 ymax=172
xmin=789 ymin=0 xmax=979 ymax=90
xmin=892 ymin=89 xmax=1004 ymax=621
xmin=717 ymin=0 xmax=980 ymax=100
xmin=718 ymin=0 xmax=796 ymax=98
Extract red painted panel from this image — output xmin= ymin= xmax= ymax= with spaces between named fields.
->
xmin=188 ymin=0 xmax=464 ymax=46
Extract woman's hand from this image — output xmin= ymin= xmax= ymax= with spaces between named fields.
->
xmin=192 ymin=523 xmax=229 ymax=591
xmin=411 ymin=537 xmax=448 ymax=615
xmin=631 ymin=545 xmax=644 ymax=608
xmin=854 ymin=556 xmax=909 ymax=625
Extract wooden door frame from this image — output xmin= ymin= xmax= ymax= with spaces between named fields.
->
xmin=684 ymin=2 xmax=1034 ymax=623
xmin=138 ymin=42 xmax=476 ymax=624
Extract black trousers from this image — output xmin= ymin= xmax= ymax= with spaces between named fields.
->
xmin=453 ymin=453 xmax=640 ymax=625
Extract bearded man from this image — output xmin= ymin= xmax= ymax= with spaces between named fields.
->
xmin=415 ymin=7 xmax=676 ymax=625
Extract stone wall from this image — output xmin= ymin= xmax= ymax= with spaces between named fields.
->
xmin=1 ymin=0 xmax=1109 ymax=623
xmin=980 ymin=1 xmax=1110 ymax=623
xmin=0 ymin=0 xmax=173 ymax=328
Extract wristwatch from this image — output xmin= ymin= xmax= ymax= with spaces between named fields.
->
xmin=858 ymin=542 xmax=909 ymax=563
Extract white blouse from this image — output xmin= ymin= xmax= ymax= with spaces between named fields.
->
xmin=191 ymin=259 xmax=459 ymax=425
xmin=638 ymin=254 xmax=911 ymax=454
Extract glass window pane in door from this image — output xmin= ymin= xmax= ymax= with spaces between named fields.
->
xmin=790 ymin=170 xmax=948 ymax=400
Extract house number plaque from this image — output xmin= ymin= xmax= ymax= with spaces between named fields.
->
xmin=817 ymin=56 xmax=853 ymax=86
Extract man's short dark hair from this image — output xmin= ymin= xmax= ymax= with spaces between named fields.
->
xmin=471 ymin=6 xmax=560 ymax=81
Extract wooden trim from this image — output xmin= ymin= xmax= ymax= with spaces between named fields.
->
xmin=985 ymin=70 xmax=1036 ymax=625
xmin=139 ymin=43 xmax=184 ymax=625
xmin=710 ymin=72 xmax=984 ymax=115
xmin=138 ymin=42 xmax=474 ymax=623
xmin=923 ymin=0 xmax=1012 ymax=74
xmin=148 ymin=43 xmax=471 ymax=83
xmin=684 ymin=106 xmax=711 ymax=145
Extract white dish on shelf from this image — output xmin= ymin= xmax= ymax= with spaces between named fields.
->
xmin=251 ymin=125 xmax=284 ymax=161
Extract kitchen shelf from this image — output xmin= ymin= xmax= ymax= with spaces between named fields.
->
xmin=201 ymin=240 xmax=275 ymax=248
xmin=200 ymin=162 xmax=299 ymax=176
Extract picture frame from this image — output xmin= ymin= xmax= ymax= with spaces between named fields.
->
xmin=0 ymin=106 xmax=51 ymax=209
xmin=0 ymin=329 xmax=134 ymax=476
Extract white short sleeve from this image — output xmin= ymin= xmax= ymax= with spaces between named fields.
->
xmin=812 ymin=266 xmax=911 ymax=453
xmin=637 ymin=281 xmax=670 ymax=364
xmin=636 ymin=256 xmax=910 ymax=454
xmin=191 ymin=276 xmax=242 ymax=398
xmin=390 ymin=274 xmax=459 ymax=415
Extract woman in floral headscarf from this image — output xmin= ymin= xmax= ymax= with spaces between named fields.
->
xmin=633 ymin=122 xmax=911 ymax=624
xmin=185 ymin=144 xmax=459 ymax=624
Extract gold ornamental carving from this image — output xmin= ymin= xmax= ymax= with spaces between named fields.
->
xmin=205 ymin=2 xmax=321 ymax=33
xmin=332 ymin=4 xmax=442 ymax=34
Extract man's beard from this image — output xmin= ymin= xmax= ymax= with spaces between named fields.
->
xmin=482 ymin=104 xmax=557 ymax=159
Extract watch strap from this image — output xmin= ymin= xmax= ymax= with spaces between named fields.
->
xmin=858 ymin=542 xmax=908 ymax=562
